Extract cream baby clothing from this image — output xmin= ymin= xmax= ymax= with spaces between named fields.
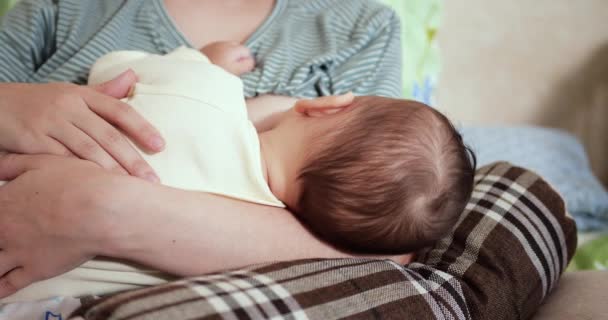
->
xmin=2 ymin=46 xmax=284 ymax=303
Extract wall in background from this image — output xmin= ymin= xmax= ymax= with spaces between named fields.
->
xmin=437 ymin=0 xmax=608 ymax=183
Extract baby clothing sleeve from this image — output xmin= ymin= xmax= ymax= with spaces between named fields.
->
xmin=89 ymin=47 xmax=280 ymax=205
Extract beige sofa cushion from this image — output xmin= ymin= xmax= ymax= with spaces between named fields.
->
xmin=534 ymin=271 xmax=608 ymax=319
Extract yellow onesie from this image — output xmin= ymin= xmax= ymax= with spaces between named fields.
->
xmin=2 ymin=46 xmax=284 ymax=303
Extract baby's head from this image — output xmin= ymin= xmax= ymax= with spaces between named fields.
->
xmin=262 ymin=94 xmax=476 ymax=254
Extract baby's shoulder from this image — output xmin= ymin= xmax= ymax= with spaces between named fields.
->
xmin=88 ymin=50 xmax=152 ymax=86
xmin=89 ymin=47 xmax=209 ymax=86
xmin=94 ymin=47 xmax=205 ymax=70
xmin=95 ymin=50 xmax=152 ymax=67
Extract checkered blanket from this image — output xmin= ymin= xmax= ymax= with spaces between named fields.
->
xmin=71 ymin=162 xmax=577 ymax=320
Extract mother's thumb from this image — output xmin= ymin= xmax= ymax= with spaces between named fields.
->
xmin=0 ymin=154 xmax=66 ymax=181
xmin=93 ymin=69 xmax=138 ymax=99
xmin=0 ymin=154 xmax=38 ymax=181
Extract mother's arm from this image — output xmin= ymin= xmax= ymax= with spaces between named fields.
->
xmin=0 ymin=152 xmax=405 ymax=298
xmin=0 ymin=0 xmax=408 ymax=296
xmin=102 ymin=176 xmax=357 ymax=276
xmin=0 ymin=86 xmax=403 ymax=297
xmin=0 ymin=94 xmax=407 ymax=297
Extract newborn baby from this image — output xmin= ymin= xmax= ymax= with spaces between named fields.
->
xmin=3 ymin=43 xmax=475 ymax=302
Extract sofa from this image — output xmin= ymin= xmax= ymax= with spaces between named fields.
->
xmin=1 ymin=1 xmax=606 ymax=319
xmin=437 ymin=1 xmax=608 ymax=319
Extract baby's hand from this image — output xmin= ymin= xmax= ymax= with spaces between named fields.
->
xmin=201 ymin=41 xmax=255 ymax=76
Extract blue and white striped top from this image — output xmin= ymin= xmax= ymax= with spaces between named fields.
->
xmin=0 ymin=0 xmax=402 ymax=98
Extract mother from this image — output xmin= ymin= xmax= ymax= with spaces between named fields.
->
xmin=0 ymin=0 xmax=404 ymax=297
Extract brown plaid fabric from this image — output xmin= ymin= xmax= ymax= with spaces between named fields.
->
xmin=70 ymin=162 xmax=577 ymax=320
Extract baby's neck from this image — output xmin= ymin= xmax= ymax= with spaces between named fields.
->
xmin=257 ymin=127 xmax=306 ymax=209
xmin=258 ymin=131 xmax=282 ymax=197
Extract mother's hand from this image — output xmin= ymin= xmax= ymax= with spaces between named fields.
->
xmin=0 ymin=71 xmax=163 ymax=181
xmin=0 ymin=153 xmax=130 ymax=298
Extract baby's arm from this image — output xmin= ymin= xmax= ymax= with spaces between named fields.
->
xmin=200 ymin=41 xmax=296 ymax=130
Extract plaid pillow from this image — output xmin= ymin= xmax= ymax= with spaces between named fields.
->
xmin=70 ymin=162 xmax=577 ymax=320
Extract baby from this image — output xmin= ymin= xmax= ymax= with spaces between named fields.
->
xmin=3 ymin=43 xmax=475 ymax=302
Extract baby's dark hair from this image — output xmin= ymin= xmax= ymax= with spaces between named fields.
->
xmin=295 ymin=96 xmax=476 ymax=254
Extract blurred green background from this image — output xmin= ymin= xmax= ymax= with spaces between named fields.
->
xmin=381 ymin=0 xmax=442 ymax=104
xmin=0 ymin=0 xmax=17 ymax=17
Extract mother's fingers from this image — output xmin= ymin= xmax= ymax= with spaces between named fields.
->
xmin=49 ymin=123 xmax=126 ymax=175
xmin=7 ymin=135 xmax=74 ymax=159
xmin=92 ymin=69 xmax=138 ymax=99
xmin=72 ymin=112 xmax=158 ymax=182
xmin=0 ymin=153 xmax=96 ymax=181
xmin=0 ymin=254 xmax=18 ymax=282
xmin=0 ymin=154 xmax=44 ymax=181
xmin=83 ymin=90 xmax=165 ymax=153
xmin=0 ymin=268 xmax=33 ymax=299
xmin=43 ymin=137 xmax=75 ymax=158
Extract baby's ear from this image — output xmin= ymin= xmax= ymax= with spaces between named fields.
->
xmin=294 ymin=92 xmax=354 ymax=117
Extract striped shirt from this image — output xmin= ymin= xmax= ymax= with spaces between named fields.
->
xmin=0 ymin=0 xmax=402 ymax=98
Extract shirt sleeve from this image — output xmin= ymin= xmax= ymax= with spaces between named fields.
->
xmin=329 ymin=7 xmax=403 ymax=98
xmin=0 ymin=0 xmax=57 ymax=82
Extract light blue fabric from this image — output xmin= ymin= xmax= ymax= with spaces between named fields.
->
xmin=0 ymin=0 xmax=402 ymax=98
xmin=462 ymin=126 xmax=608 ymax=231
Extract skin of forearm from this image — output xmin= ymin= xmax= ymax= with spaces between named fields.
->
xmin=101 ymin=177 xmax=410 ymax=276
xmin=102 ymin=178 xmax=358 ymax=276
